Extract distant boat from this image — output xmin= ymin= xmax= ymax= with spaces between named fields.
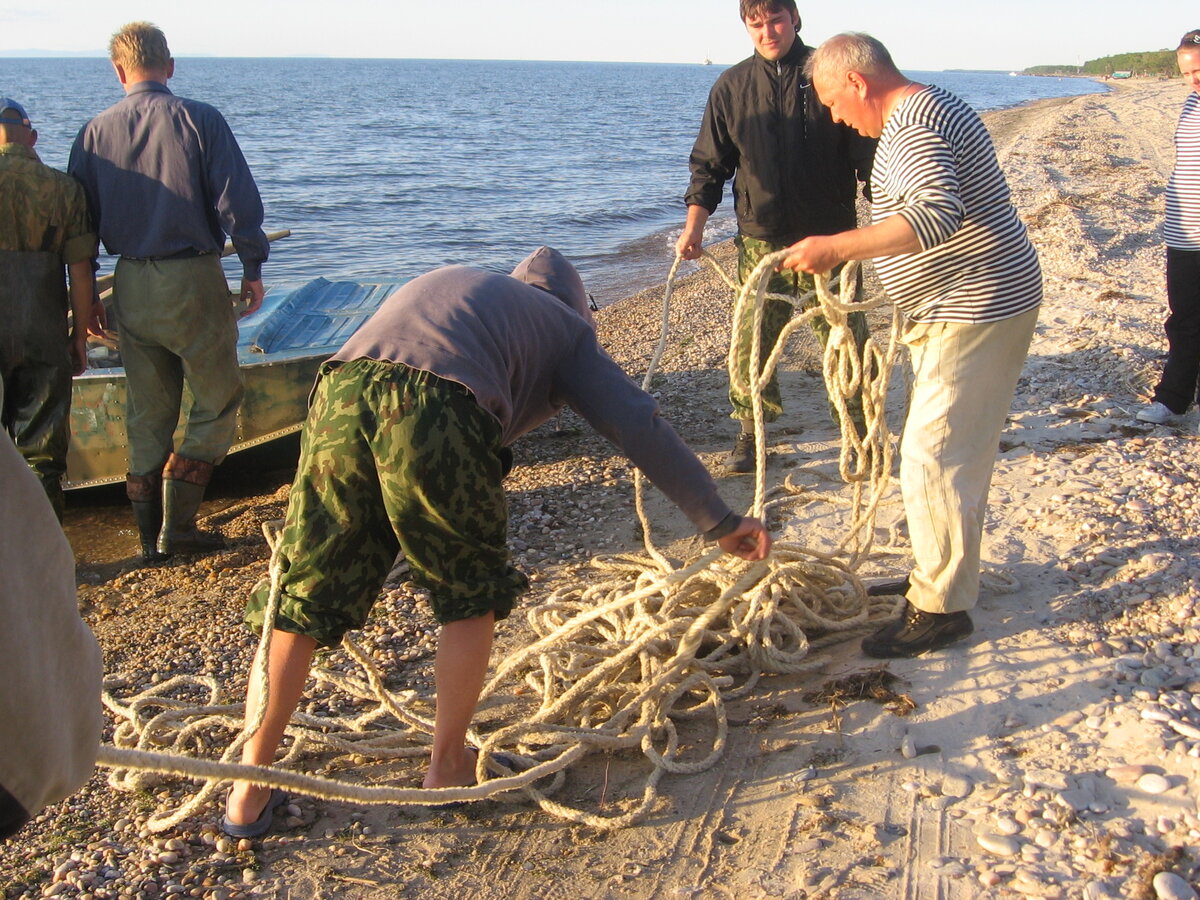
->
xmin=703 ymin=57 xmax=712 ymax=65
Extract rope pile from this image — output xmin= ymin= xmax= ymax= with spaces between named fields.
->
xmin=98 ymin=250 xmax=907 ymax=831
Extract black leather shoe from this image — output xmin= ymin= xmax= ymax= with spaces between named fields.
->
xmin=862 ymin=601 xmax=973 ymax=658
xmin=724 ymin=432 xmax=756 ymax=474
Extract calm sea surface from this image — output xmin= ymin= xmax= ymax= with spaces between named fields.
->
xmin=1 ymin=58 xmax=1107 ymax=303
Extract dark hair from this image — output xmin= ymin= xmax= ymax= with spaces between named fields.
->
xmin=1179 ymin=30 xmax=1200 ymax=51
xmin=739 ymin=0 xmax=801 ymax=31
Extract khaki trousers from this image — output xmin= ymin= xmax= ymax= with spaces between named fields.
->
xmin=900 ymin=306 xmax=1039 ymax=614
xmin=113 ymin=255 xmax=243 ymax=475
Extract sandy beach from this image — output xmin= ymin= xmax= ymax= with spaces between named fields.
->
xmin=6 ymin=78 xmax=1200 ymax=900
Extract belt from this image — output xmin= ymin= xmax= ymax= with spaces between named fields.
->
xmin=121 ymin=248 xmax=216 ymax=262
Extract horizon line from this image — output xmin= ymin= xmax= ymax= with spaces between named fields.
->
xmin=0 ymin=52 xmax=1034 ymax=73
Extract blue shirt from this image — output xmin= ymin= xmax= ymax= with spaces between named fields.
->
xmin=68 ymin=81 xmax=268 ymax=280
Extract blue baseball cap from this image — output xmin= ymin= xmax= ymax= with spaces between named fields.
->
xmin=0 ymin=97 xmax=31 ymax=127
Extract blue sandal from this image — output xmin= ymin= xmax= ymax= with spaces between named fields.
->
xmin=221 ymin=788 xmax=287 ymax=838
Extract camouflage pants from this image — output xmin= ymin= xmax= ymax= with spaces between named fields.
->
xmin=730 ymin=234 xmax=869 ymax=425
xmin=244 ymin=359 xmax=528 ymax=647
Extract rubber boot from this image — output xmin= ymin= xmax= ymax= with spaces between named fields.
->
xmin=127 ymin=472 xmax=170 ymax=564
xmin=157 ymin=454 xmax=226 ymax=556
xmin=39 ymin=475 xmax=65 ymax=524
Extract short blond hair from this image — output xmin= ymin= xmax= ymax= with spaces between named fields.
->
xmin=109 ymin=22 xmax=171 ymax=72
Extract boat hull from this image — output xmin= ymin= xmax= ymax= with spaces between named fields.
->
xmin=66 ymin=277 xmax=402 ymax=489
xmin=66 ymin=356 xmax=323 ymax=489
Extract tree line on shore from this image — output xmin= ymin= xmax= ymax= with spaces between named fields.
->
xmin=1024 ymin=48 xmax=1177 ymax=78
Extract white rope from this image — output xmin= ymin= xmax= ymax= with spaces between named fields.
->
xmin=97 ymin=252 xmax=909 ymax=832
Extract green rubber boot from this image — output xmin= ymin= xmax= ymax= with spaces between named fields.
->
xmin=157 ymin=455 xmax=225 ymax=556
xmin=126 ymin=472 xmax=170 ymax=564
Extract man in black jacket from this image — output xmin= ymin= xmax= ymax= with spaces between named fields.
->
xmin=677 ymin=0 xmax=875 ymax=472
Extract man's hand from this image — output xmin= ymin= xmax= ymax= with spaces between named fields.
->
xmin=778 ymin=236 xmax=843 ymax=274
xmin=676 ymin=205 xmax=711 ymax=261
xmin=239 ymin=278 xmax=265 ymax=318
xmin=88 ymin=298 xmax=108 ymax=335
xmin=780 ymin=218 xmax=921 ymax=274
xmin=717 ymin=516 xmax=772 ymax=561
xmin=676 ymin=222 xmax=704 ymax=260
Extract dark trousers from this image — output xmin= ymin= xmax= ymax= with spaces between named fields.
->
xmin=1152 ymin=247 xmax=1200 ymax=413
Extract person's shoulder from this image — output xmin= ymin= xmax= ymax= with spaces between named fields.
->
xmin=80 ymin=96 xmax=132 ymax=128
xmin=395 ymin=264 xmax=497 ymax=304
xmin=41 ymin=160 xmax=87 ymax=196
xmin=5 ymin=151 xmax=75 ymax=188
xmin=921 ymin=85 xmax=975 ymax=117
xmin=893 ymin=86 xmax=957 ymax=124
xmin=174 ymin=93 xmax=227 ymax=121
xmin=713 ymin=55 xmax=757 ymax=87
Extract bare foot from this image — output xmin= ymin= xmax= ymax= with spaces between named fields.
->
xmin=226 ymin=782 xmax=274 ymax=826
xmin=422 ymin=746 xmax=479 ymax=789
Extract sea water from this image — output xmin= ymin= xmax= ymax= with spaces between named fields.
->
xmin=1 ymin=58 xmax=1106 ymax=303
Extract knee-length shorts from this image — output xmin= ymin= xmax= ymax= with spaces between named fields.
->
xmin=244 ymin=359 xmax=528 ymax=647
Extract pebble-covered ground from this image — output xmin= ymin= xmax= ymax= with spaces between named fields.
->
xmin=4 ymin=81 xmax=1200 ymax=900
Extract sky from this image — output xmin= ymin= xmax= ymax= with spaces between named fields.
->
xmin=0 ymin=0 xmax=1190 ymax=72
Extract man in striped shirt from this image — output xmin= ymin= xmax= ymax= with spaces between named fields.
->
xmin=780 ymin=33 xmax=1042 ymax=658
xmin=1137 ymin=30 xmax=1200 ymax=429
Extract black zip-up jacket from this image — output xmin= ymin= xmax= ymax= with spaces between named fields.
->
xmin=684 ymin=39 xmax=876 ymax=244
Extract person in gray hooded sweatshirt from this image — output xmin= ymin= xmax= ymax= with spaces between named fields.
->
xmin=222 ymin=247 xmax=771 ymax=837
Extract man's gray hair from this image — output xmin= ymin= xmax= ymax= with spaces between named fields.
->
xmin=805 ymin=32 xmax=900 ymax=84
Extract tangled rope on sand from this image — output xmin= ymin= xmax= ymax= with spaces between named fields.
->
xmin=98 ymin=251 xmax=907 ymax=831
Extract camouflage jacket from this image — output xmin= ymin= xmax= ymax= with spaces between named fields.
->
xmin=0 ymin=144 xmax=96 ymax=264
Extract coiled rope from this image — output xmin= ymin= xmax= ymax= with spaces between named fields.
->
xmin=97 ymin=251 xmax=906 ymax=831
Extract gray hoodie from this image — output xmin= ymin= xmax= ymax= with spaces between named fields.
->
xmin=332 ymin=247 xmax=731 ymax=535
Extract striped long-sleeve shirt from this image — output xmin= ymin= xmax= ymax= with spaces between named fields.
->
xmin=871 ymin=86 xmax=1042 ymax=323
xmin=1164 ymin=91 xmax=1200 ymax=251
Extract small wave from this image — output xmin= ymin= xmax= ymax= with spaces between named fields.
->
xmin=560 ymin=200 xmax=680 ymax=229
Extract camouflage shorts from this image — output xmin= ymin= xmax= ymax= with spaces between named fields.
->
xmin=730 ymin=234 xmax=869 ymax=424
xmin=244 ymin=359 xmax=528 ymax=647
